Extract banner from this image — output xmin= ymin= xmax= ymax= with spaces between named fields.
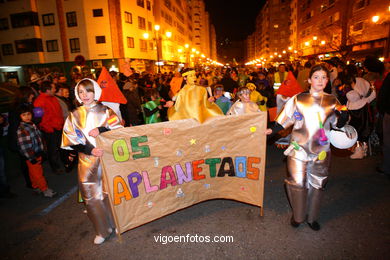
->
xmin=97 ymin=113 xmax=267 ymax=234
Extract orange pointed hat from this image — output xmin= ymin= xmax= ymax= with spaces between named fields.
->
xmin=276 ymin=71 xmax=303 ymax=97
xmin=97 ymin=66 xmax=127 ymax=104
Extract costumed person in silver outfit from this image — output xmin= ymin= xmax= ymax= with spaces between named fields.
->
xmin=266 ymin=64 xmax=349 ymax=230
xmin=61 ymin=78 xmax=123 ymax=244
xmin=227 ymin=86 xmax=260 ymax=115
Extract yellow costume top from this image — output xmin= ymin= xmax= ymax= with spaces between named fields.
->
xmin=167 ymin=83 xmax=223 ymax=123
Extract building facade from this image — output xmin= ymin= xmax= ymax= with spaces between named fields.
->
xmin=0 ymin=0 xmax=216 ymax=84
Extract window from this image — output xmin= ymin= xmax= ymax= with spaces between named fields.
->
xmin=66 ymin=12 xmax=77 ymax=27
xmin=139 ymin=39 xmax=147 ymax=52
xmin=138 ymin=16 xmax=146 ymax=29
xmin=0 ymin=18 xmax=9 ymax=30
xmin=149 ymin=41 xmax=154 ymax=50
xmin=2 ymin=43 xmax=13 ymax=55
xmin=355 ymin=0 xmax=368 ymax=10
xmin=11 ymin=12 xmax=39 ymax=28
xmin=127 ymin=37 xmax=134 ymax=48
xmin=137 ymin=0 xmax=145 ymax=8
xmin=93 ymin=9 xmax=103 ymax=17
xmin=148 ymin=21 xmax=152 ymax=31
xmin=15 ymin=38 xmax=43 ymax=53
xmin=42 ymin=13 xmax=55 ymax=26
xmin=353 ymin=21 xmax=363 ymax=31
xmin=69 ymin=38 xmax=80 ymax=53
xmin=95 ymin=36 xmax=106 ymax=44
xmin=46 ymin=40 xmax=58 ymax=52
xmin=164 ymin=0 xmax=172 ymax=10
xmin=147 ymin=1 xmax=151 ymax=10
xmin=125 ymin=12 xmax=132 ymax=23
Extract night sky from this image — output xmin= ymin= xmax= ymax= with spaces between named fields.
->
xmin=204 ymin=0 xmax=266 ymax=42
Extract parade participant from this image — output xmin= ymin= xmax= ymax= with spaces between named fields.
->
xmin=227 ymin=86 xmax=260 ymax=115
xmin=265 ymin=64 xmax=349 ymax=231
xmin=273 ymin=64 xmax=288 ymax=90
xmin=142 ymin=88 xmax=163 ymax=124
xmin=210 ymin=84 xmax=231 ymax=115
xmin=246 ymin=83 xmax=267 ymax=111
xmin=61 ymin=78 xmax=123 ymax=245
xmin=17 ymin=105 xmax=57 ymax=198
xmin=167 ymin=68 xmax=223 ymax=123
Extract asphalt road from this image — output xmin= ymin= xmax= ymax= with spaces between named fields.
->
xmin=1 ymin=145 xmax=389 ymax=260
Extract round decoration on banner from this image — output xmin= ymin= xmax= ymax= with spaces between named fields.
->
xmin=329 ymin=125 xmax=358 ymax=149
xmin=33 ymin=107 xmax=44 ymax=118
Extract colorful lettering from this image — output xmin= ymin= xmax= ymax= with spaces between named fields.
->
xmin=112 ymin=139 xmax=130 ymax=162
xmin=235 ymin=156 xmax=247 ymax=178
xmin=205 ymin=158 xmax=221 ymax=178
xmin=247 ymin=157 xmax=261 ymax=180
xmin=217 ymin=157 xmax=236 ymax=177
xmin=176 ymin=163 xmax=193 ymax=185
xmin=131 ymin=136 xmax=151 ymax=160
xmin=160 ymin=166 xmax=178 ymax=189
xmin=127 ymin=172 xmax=143 ymax=198
xmin=113 ymin=176 xmax=132 ymax=205
xmin=142 ymin=171 xmax=159 ymax=193
xmin=192 ymin=159 xmax=205 ymax=180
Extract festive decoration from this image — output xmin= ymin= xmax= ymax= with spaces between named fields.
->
xmin=97 ymin=66 xmax=127 ymax=104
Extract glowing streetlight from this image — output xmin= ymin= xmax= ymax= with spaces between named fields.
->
xmin=143 ymin=32 xmax=149 ymax=39
xmin=154 ymin=24 xmax=160 ymax=31
xmin=313 ymin=36 xmax=318 ymax=40
xmin=185 ymin=43 xmax=189 ymax=48
xmin=178 ymin=48 xmax=183 ymax=53
xmin=305 ymin=41 xmax=310 ymax=46
xmin=321 ymin=40 xmax=326 ymax=45
xmin=166 ymin=31 xmax=172 ymax=38
xmin=372 ymin=16 xmax=380 ymax=23
xmin=288 ymin=46 xmax=292 ymax=51
xmin=282 ymin=50 xmax=286 ymax=54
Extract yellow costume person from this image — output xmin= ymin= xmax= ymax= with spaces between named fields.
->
xmin=167 ymin=69 xmax=223 ymax=123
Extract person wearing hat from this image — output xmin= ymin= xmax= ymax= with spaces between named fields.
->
xmin=62 ymin=78 xmax=123 ymax=244
xmin=166 ymin=68 xmax=223 ymax=123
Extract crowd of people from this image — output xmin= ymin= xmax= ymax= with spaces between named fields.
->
xmin=0 ymin=55 xmax=389 ymax=244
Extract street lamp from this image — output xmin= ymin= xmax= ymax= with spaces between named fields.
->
xmin=144 ymin=24 xmax=172 ymax=73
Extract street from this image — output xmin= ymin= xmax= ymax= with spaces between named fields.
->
xmin=1 ymin=145 xmax=389 ymax=260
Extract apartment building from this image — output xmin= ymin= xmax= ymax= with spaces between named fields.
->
xmin=0 ymin=0 xmax=216 ymax=84
xmin=296 ymin=0 xmax=388 ymax=59
xmin=246 ymin=0 xmax=291 ymax=63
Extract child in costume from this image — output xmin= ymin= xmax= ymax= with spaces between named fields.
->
xmin=17 ymin=105 xmax=57 ymax=198
xmin=210 ymin=84 xmax=231 ymax=115
xmin=227 ymin=86 xmax=261 ymax=115
xmin=266 ymin=64 xmax=350 ymax=231
xmin=142 ymin=88 xmax=163 ymax=124
xmin=246 ymin=83 xmax=268 ymax=111
xmin=61 ymin=78 xmax=123 ymax=245
xmin=166 ymin=68 xmax=223 ymax=123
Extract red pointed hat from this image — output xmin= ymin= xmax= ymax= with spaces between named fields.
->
xmin=276 ymin=71 xmax=303 ymax=97
xmin=97 ymin=66 xmax=127 ymax=104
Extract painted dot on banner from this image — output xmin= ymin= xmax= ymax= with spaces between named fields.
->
xmin=176 ymin=188 xmax=184 ymax=198
xmin=154 ymin=157 xmax=159 ymax=167
xmin=241 ymin=186 xmax=245 ymax=191
xmin=176 ymin=150 xmax=183 ymax=156
xmin=204 ymin=184 xmax=210 ymax=189
xmin=250 ymin=126 xmax=257 ymax=133
xmin=205 ymin=145 xmax=211 ymax=153
xmin=147 ymin=201 xmax=153 ymax=208
xmin=221 ymin=146 xmax=227 ymax=151
xmin=163 ymin=128 xmax=172 ymax=135
xmin=190 ymin=138 xmax=196 ymax=145
xmin=318 ymin=151 xmax=327 ymax=161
